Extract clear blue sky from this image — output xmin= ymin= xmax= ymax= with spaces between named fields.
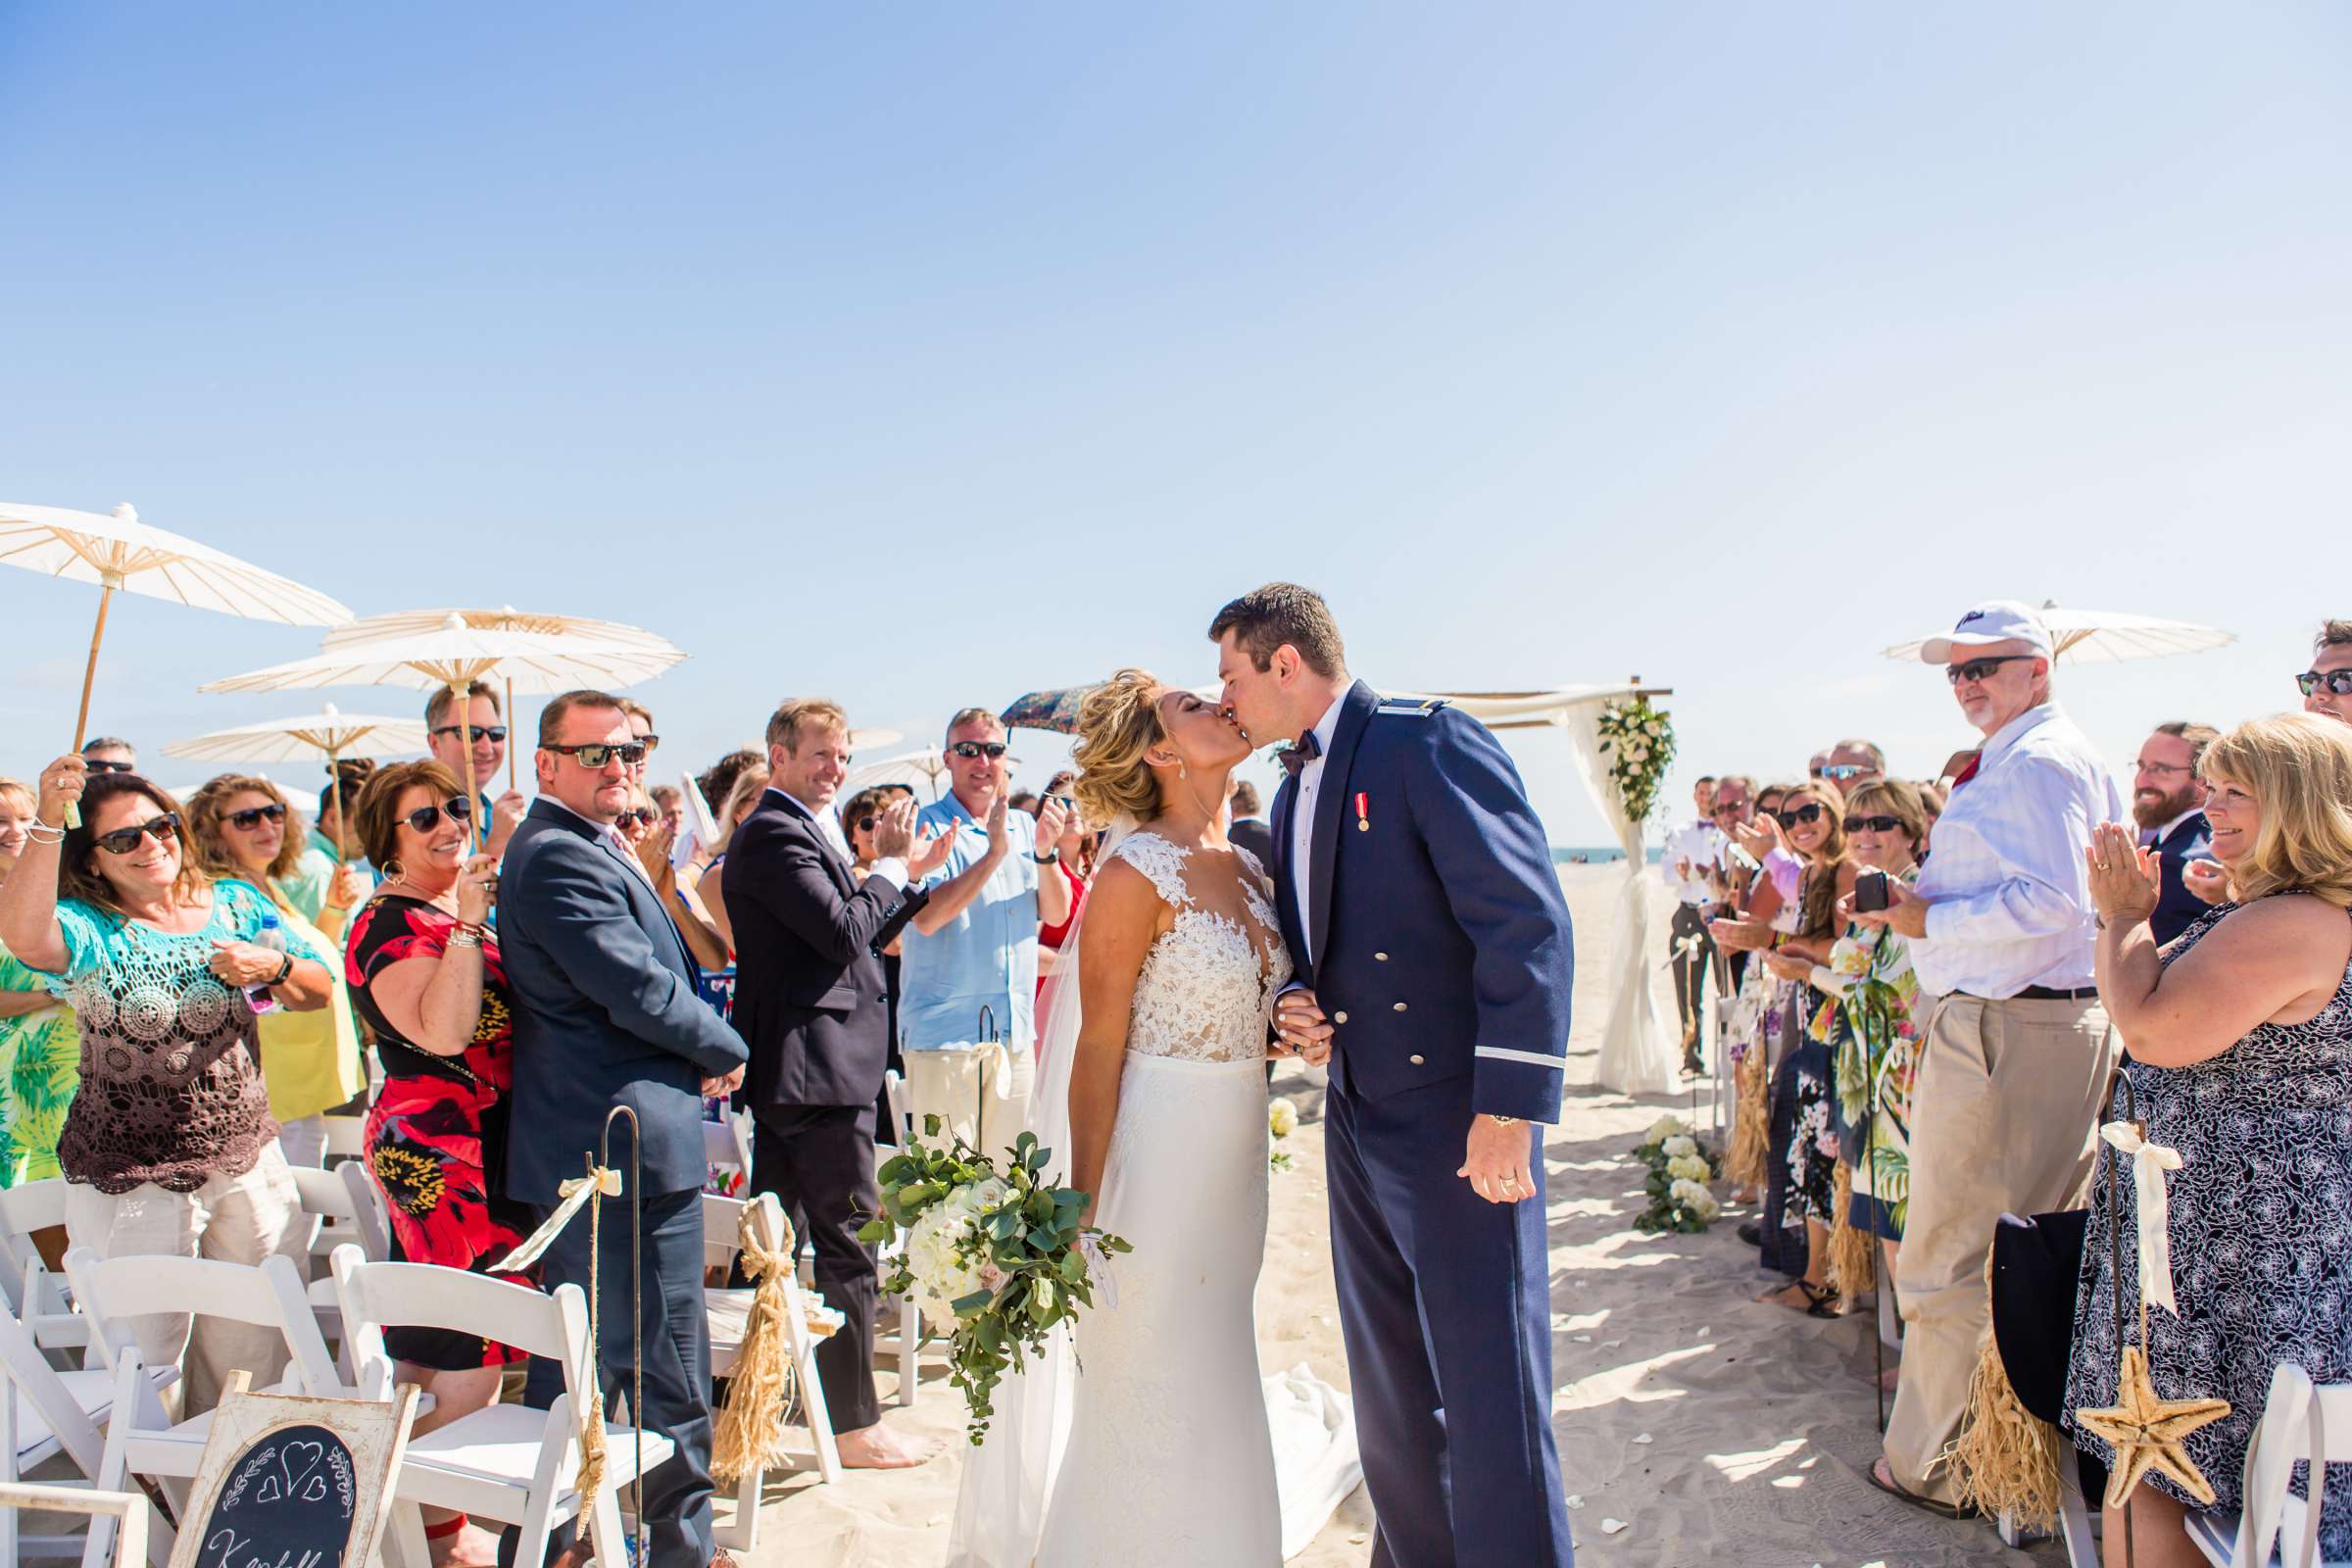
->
xmin=4 ymin=3 xmax=2347 ymax=841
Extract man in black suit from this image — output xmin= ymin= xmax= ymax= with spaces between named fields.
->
xmin=2132 ymin=720 xmax=2219 ymax=945
xmin=1227 ymin=777 xmax=1274 ymax=866
xmin=500 ymin=691 xmax=751 ymax=1568
xmin=728 ymin=698 xmax=944 ymax=1468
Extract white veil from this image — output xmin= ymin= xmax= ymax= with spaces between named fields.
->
xmin=944 ymin=815 xmax=1131 ymax=1567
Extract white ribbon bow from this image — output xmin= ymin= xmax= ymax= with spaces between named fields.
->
xmin=2100 ymin=1121 xmax=2185 ymax=1316
xmin=491 ymin=1165 xmax=624 ymax=1274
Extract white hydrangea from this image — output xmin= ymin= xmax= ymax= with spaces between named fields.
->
xmin=1660 ymin=1134 xmax=1698 ymax=1159
xmin=1666 ymin=1152 xmax=1712 ymax=1184
xmin=904 ymin=1176 xmax=1012 ymax=1317
xmin=1670 ymin=1178 xmax=1720 ymax=1222
xmin=1644 ymin=1114 xmax=1687 ymax=1146
xmin=1269 ymin=1099 xmax=1299 ymax=1139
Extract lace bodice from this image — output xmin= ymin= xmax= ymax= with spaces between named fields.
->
xmin=1112 ymin=832 xmax=1292 ymax=1063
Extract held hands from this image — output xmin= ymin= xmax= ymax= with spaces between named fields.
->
xmin=2182 ymin=858 xmax=2229 ymax=906
xmin=1273 ymin=987 xmax=1334 ymax=1065
xmin=2083 ymin=822 xmax=2160 ymax=928
xmin=33 ymin=755 xmax=86 ymax=825
xmin=1459 ymin=1115 xmax=1537 ymax=1204
xmin=207 ymin=939 xmax=286 ymax=988
xmin=454 ymin=854 xmax=499 ymax=926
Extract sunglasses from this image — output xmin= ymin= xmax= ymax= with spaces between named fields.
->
xmin=224 ymin=804 xmax=287 ymax=831
xmin=1845 ymin=814 xmax=1903 ymax=834
xmin=614 ymin=808 xmax=657 ymax=829
xmin=2296 ymin=669 xmax=2352 ymax=698
xmin=1818 ymin=763 xmax=1873 ymax=781
xmin=1946 ymin=655 xmax=2037 ymax=685
xmin=543 ymin=742 xmax=648 ymax=768
xmin=855 ymin=815 xmax=877 ymax=833
xmin=82 ymin=759 xmax=136 ymax=774
xmin=634 ymin=733 xmax=660 ymax=754
xmin=949 ymin=741 xmax=1009 ymax=760
xmin=1711 ymin=802 xmax=1748 ymax=815
xmin=402 ymin=797 xmax=475 ymax=834
xmin=429 ymin=724 xmax=509 ymax=744
xmin=1777 ymin=804 xmax=1827 ymax=827
xmin=92 ymin=812 xmax=180 ymax=856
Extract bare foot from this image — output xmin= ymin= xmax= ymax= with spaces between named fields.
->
xmin=429 ymin=1522 xmax=503 ymax=1568
xmin=1754 ymin=1279 xmax=1837 ymax=1315
xmin=836 ymin=1421 xmax=942 ymax=1470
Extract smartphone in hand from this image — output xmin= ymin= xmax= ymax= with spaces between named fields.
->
xmin=1854 ymin=869 xmax=1890 ymax=913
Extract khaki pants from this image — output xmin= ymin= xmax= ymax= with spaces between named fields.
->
xmin=65 ymin=1142 xmax=307 ymax=1414
xmin=899 ymin=1041 xmax=1035 ymax=1154
xmin=1883 ymin=992 xmax=2117 ymax=1503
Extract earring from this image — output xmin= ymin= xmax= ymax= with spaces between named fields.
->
xmin=1178 ymin=760 xmax=1188 ymax=780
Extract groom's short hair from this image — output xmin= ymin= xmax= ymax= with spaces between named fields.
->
xmin=1208 ymin=583 xmax=1347 ymax=680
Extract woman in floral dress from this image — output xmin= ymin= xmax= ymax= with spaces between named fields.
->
xmin=0 ymin=777 xmax=78 ymax=1188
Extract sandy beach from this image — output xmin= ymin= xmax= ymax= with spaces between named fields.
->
xmin=741 ymin=863 xmax=2063 ymax=1568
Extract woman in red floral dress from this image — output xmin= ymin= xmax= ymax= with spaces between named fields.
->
xmin=344 ymin=760 xmax=528 ymax=1568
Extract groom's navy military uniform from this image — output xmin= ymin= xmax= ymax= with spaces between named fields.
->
xmin=1273 ymin=681 xmax=1576 ymax=1568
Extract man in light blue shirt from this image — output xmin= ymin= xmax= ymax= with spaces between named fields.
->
xmin=901 ymin=710 xmax=1074 ymax=1079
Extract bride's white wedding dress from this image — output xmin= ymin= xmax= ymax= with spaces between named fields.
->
xmin=949 ymin=829 xmax=1360 ymax=1567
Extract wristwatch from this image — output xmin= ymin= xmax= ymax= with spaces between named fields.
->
xmin=1032 ymin=849 xmax=1060 ymax=865
xmin=269 ymin=952 xmax=296 ymax=987
xmin=1486 ymin=1114 xmax=1521 ymax=1127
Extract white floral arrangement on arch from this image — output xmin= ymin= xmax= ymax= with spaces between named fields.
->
xmin=1595 ymin=695 xmax=1677 ymax=827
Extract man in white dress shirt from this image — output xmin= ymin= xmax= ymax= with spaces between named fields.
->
xmin=1853 ymin=599 xmax=2125 ymax=1513
xmin=1661 ymin=776 xmax=1726 ymax=1071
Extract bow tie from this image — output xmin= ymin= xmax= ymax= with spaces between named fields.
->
xmin=1278 ymin=731 xmax=1322 ymax=780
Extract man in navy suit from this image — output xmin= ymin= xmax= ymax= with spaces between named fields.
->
xmin=727 ymin=697 xmax=942 ymax=1469
xmin=2132 ymin=721 xmax=2219 ymax=945
xmin=500 ymin=691 xmax=750 ymax=1568
xmin=1213 ymin=584 xmax=1576 ymax=1568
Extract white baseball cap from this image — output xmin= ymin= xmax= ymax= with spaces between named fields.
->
xmin=1917 ymin=599 xmax=2053 ymax=663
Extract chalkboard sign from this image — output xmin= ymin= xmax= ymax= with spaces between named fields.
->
xmin=167 ymin=1373 xmax=418 ymax=1568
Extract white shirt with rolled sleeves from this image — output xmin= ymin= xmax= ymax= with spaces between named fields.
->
xmin=1660 ymin=817 xmax=1726 ymax=906
xmin=1909 ymin=703 xmax=2124 ymax=998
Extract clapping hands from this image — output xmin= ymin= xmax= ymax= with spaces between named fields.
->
xmin=2083 ymin=822 xmax=2160 ymax=929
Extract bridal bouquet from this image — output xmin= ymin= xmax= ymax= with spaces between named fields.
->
xmin=859 ymin=1119 xmax=1131 ymax=1443
xmin=1632 ymin=1115 xmax=1722 ymax=1233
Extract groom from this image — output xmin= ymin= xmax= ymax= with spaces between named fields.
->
xmin=1213 ymin=584 xmax=1577 ymax=1568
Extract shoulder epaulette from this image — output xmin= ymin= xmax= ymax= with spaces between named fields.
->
xmin=1375 ymin=697 xmax=1449 ymax=718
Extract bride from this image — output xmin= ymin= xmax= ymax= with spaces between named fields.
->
xmin=949 ymin=669 xmax=1358 ymax=1567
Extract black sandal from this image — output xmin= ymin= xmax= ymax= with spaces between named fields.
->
xmin=1866 ymin=1459 xmax=1979 ymax=1520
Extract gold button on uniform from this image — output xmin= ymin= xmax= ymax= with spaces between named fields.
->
xmin=1333 ymin=1011 xmax=1348 ymax=1024
xmin=1393 ymin=1002 xmax=1408 ymax=1012
xmin=1409 ymin=1054 xmax=1426 ymax=1065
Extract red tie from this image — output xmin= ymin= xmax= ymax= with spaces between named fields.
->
xmin=1948 ymin=752 xmax=1982 ymax=790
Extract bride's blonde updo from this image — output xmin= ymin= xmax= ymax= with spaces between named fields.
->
xmin=1071 ymin=668 xmax=1166 ymax=829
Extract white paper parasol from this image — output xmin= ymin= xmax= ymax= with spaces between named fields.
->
xmin=0 ymin=500 xmax=353 ymax=750
xmin=201 ymin=614 xmax=684 ymax=844
xmin=1884 ymin=602 xmax=2236 ymax=664
xmin=163 ymin=703 xmax=432 ymax=842
xmin=846 ymin=747 xmax=953 ymax=798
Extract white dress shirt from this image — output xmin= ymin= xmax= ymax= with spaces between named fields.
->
xmin=1288 ymin=696 xmax=1348 ymax=965
xmin=770 ymin=788 xmax=906 ymax=890
xmin=1910 ymin=703 xmax=2125 ymax=998
xmin=1660 ymin=817 xmax=1727 ymax=905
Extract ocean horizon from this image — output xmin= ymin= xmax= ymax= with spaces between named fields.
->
xmin=1551 ymin=846 xmax=1664 ymax=865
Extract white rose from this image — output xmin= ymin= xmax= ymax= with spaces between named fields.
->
xmin=1269 ymin=1099 xmax=1299 ymax=1139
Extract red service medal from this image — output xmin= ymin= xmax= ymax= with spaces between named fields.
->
xmin=1354 ymin=792 xmax=1369 ymax=832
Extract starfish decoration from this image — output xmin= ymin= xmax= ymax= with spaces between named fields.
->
xmin=2075 ymin=1346 xmax=2232 ymax=1509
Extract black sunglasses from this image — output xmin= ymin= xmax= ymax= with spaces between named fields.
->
xmin=1946 ymin=655 xmax=2037 ymax=685
xmin=614 ymin=808 xmax=657 ymax=829
xmin=82 ymin=758 xmax=136 ymax=774
xmin=543 ymin=742 xmax=648 ymax=768
xmin=92 ymin=812 xmax=179 ymax=856
xmin=430 ymin=723 xmax=509 ymax=744
xmin=1710 ymin=802 xmax=1747 ymax=815
xmin=402 ymin=797 xmax=475 ymax=834
xmin=1845 ymin=814 xmax=1903 ymax=834
xmin=224 ymin=804 xmax=287 ymax=831
xmin=634 ymin=733 xmax=660 ymax=754
xmin=855 ymin=815 xmax=877 ymax=832
xmin=2296 ymin=669 xmax=2352 ymax=698
xmin=949 ymin=741 xmax=1009 ymax=760
xmin=1777 ymin=803 xmax=1827 ymax=827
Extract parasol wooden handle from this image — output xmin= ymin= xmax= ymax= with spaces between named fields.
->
xmin=65 ymin=584 xmax=116 ymax=829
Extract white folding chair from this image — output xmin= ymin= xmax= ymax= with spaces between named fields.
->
xmin=2185 ymin=1362 xmax=2352 ymax=1568
xmin=331 ymin=1245 xmax=675 ymax=1568
xmin=703 ymin=1111 xmax=754 ymax=1197
xmin=338 ymin=1156 xmax=393 ymax=1266
xmin=701 ymin=1192 xmax=840 ymax=1549
xmin=65 ymin=1249 xmax=338 ymax=1568
xmin=320 ymin=1112 xmax=368 ymax=1160
xmin=868 ymin=1138 xmax=927 ymax=1408
xmin=0 ymin=1182 xmax=86 ymax=1354
xmin=0 ymin=1301 xmax=173 ymax=1565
